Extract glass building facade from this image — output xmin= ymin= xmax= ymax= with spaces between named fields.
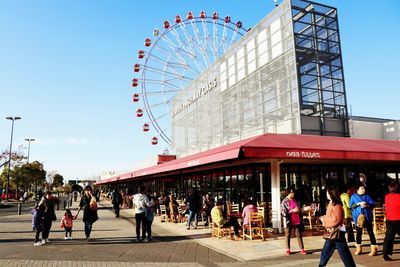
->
xmin=171 ymin=0 xmax=349 ymax=157
xmin=292 ymin=0 xmax=349 ymax=136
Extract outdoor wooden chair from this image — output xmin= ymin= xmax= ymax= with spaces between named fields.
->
xmin=177 ymin=205 xmax=187 ymax=223
xmin=257 ymin=206 xmax=265 ymax=226
xmin=169 ymin=203 xmax=179 ymax=223
xmin=228 ymin=203 xmax=240 ymax=214
xmin=373 ymin=206 xmax=386 ymax=235
xmin=159 ymin=204 xmax=168 ymax=222
xmin=211 ymin=222 xmax=232 ymax=239
xmin=242 ymin=212 xmax=265 ymax=241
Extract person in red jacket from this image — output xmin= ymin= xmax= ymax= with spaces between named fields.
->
xmin=383 ymin=181 xmax=400 ymax=261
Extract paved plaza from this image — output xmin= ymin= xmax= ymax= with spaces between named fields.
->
xmin=1 ymin=199 xmax=399 ymax=267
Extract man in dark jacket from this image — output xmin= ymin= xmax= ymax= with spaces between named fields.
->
xmin=112 ymin=189 xmax=123 ymax=218
xmin=186 ymin=188 xmax=201 ymax=230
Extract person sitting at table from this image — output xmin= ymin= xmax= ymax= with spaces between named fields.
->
xmin=211 ymin=200 xmax=241 ymax=240
xmin=242 ymin=199 xmax=258 ymax=227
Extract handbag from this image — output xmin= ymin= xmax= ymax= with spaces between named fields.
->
xmin=323 ymin=226 xmax=340 ymax=241
xmin=357 ymin=213 xmax=366 ymax=228
xmin=89 ymin=197 xmax=98 ymax=210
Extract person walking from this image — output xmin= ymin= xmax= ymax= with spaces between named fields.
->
xmin=186 ymin=188 xmax=201 ymax=230
xmin=39 ymin=191 xmax=60 ymax=244
xmin=32 ymin=204 xmax=46 ymax=246
xmin=145 ymin=194 xmax=155 ymax=241
xmin=132 ymin=185 xmax=150 ymax=242
xmin=383 ymin=181 xmax=400 ymax=261
xmin=112 ymin=189 xmax=123 ymax=218
xmin=23 ymin=191 xmax=28 ymax=203
xmin=281 ymin=188 xmax=307 ymax=256
xmin=75 ymin=185 xmax=98 ymax=242
xmin=349 ymin=183 xmax=377 ymax=256
xmin=60 ymin=209 xmax=75 ymax=239
xmin=319 ymin=187 xmax=356 ymax=267
xmin=340 ymin=184 xmax=356 ymax=243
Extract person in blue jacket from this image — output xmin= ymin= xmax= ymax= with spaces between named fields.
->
xmin=349 ymin=183 xmax=377 ymax=256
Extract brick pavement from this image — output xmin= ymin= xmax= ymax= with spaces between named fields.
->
xmin=1 ymin=199 xmax=400 ymax=266
xmin=0 ymin=200 xmax=235 ymax=266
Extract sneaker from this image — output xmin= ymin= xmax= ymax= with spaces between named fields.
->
xmin=64 ymin=237 xmax=68 ymax=240
xmin=383 ymin=255 xmax=392 ymax=261
xmin=186 ymin=226 xmax=190 ymax=230
xmin=135 ymin=238 xmax=141 ymax=242
xmin=285 ymin=249 xmax=291 ymax=256
xmin=301 ymin=249 xmax=307 ymax=255
xmin=145 ymin=237 xmax=152 ymax=242
xmin=204 ymin=223 xmax=209 ymax=227
xmin=194 ymin=226 xmax=197 ymax=229
xmin=41 ymin=240 xmax=46 ymax=245
xmin=34 ymin=242 xmax=43 ymax=246
xmin=69 ymin=237 xmax=72 ymax=240
xmin=45 ymin=239 xmax=50 ymax=243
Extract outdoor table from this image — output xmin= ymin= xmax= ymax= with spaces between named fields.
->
xmin=228 ymin=213 xmax=243 ymax=226
xmin=228 ymin=213 xmax=242 ymax=218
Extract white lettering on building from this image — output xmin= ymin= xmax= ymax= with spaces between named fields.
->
xmin=172 ymin=78 xmax=217 ymax=116
xmin=285 ymin=151 xmax=321 ymax=158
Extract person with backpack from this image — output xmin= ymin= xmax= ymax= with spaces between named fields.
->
xmin=112 ymin=189 xmax=123 ymax=218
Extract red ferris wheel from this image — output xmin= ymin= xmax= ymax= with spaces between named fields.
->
xmin=132 ymin=11 xmax=248 ymax=145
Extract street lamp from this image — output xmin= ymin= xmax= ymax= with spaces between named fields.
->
xmin=5 ymin=116 xmax=21 ymax=201
xmin=24 ymin=138 xmax=35 ymax=163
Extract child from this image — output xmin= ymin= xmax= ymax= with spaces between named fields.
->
xmin=60 ymin=209 xmax=74 ymax=239
xmin=32 ymin=204 xmax=46 ymax=246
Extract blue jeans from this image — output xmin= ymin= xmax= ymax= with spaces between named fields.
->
xmin=187 ymin=210 xmax=199 ymax=228
xmin=319 ymin=232 xmax=356 ymax=267
xmin=84 ymin=221 xmax=93 ymax=238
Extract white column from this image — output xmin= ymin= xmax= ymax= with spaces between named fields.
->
xmin=259 ymin=173 xmax=264 ymax=203
xmin=271 ymin=159 xmax=282 ymax=233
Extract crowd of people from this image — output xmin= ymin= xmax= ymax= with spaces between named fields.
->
xmin=281 ymin=181 xmax=400 ymax=266
xmin=28 ymin=181 xmax=400 ymax=265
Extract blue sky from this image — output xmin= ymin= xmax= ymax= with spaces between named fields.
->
xmin=1 ymin=0 xmax=399 ymax=181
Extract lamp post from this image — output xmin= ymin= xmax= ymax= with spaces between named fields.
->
xmin=24 ymin=138 xmax=35 ymax=163
xmin=5 ymin=116 xmax=21 ymax=201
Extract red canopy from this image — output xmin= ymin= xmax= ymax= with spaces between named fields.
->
xmin=97 ymin=134 xmax=400 ymax=185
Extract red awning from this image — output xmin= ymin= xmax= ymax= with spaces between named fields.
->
xmin=241 ymin=134 xmax=400 ymax=161
xmin=96 ymin=134 xmax=400 ymax=185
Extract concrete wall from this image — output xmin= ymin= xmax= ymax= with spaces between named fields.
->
xmin=350 ymin=120 xmax=385 ymax=139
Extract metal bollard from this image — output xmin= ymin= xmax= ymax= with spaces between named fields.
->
xmin=17 ymin=203 xmax=22 ymax=215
